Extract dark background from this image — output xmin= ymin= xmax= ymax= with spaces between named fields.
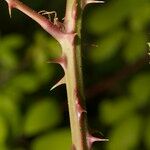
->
xmin=0 ymin=0 xmax=150 ymax=150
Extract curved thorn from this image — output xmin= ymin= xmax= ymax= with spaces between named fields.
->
xmin=76 ymin=100 xmax=87 ymax=119
xmin=50 ymin=76 xmax=66 ymax=91
xmin=47 ymin=55 xmax=67 ymax=70
xmin=82 ymin=0 xmax=104 ymax=9
xmin=87 ymin=133 xmax=109 ymax=149
xmin=87 ymin=0 xmax=105 ymax=4
xmin=8 ymin=3 xmax=13 ymax=18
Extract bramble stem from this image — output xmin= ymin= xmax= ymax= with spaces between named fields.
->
xmin=5 ymin=0 xmax=64 ymax=42
xmin=63 ymin=0 xmax=89 ymax=149
xmin=3 ymin=0 xmax=108 ymax=149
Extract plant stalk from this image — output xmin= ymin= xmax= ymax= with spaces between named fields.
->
xmin=62 ymin=0 xmax=89 ymax=149
xmin=3 ymin=0 xmax=108 ymax=149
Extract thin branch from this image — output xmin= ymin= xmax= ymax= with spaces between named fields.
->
xmin=5 ymin=0 xmax=65 ymax=42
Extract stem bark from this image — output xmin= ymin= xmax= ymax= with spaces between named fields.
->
xmin=63 ymin=0 xmax=89 ymax=149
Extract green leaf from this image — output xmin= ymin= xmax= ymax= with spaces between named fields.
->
xmin=123 ymin=31 xmax=146 ymax=63
xmin=10 ymin=73 xmax=40 ymax=93
xmin=0 ymin=115 xmax=8 ymax=144
xmin=31 ymin=129 xmax=71 ymax=150
xmin=24 ymin=98 xmax=61 ymax=136
xmin=30 ymin=31 xmax=61 ymax=62
xmin=130 ymin=3 xmax=150 ymax=31
xmin=99 ymin=97 xmax=136 ymax=125
xmin=47 ymin=38 xmax=62 ymax=58
xmin=0 ymin=96 xmax=21 ymax=136
xmin=90 ymin=29 xmax=125 ymax=63
xmin=27 ymin=32 xmax=55 ymax=82
xmin=106 ymin=115 xmax=142 ymax=150
xmin=87 ymin=0 xmax=140 ymax=34
xmin=129 ymin=73 xmax=150 ymax=106
xmin=0 ymin=145 xmax=8 ymax=150
xmin=0 ymin=34 xmax=24 ymax=69
xmin=144 ymin=117 xmax=150 ymax=149
xmin=1 ymin=34 xmax=24 ymax=50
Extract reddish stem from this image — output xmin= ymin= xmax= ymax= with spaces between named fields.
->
xmin=5 ymin=0 xmax=65 ymax=42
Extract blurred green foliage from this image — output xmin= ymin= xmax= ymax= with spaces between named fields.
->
xmin=31 ymin=129 xmax=71 ymax=150
xmin=0 ymin=0 xmax=150 ymax=150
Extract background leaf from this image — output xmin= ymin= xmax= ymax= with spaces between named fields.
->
xmin=90 ymin=29 xmax=126 ymax=63
xmin=129 ymin=73 xmax=150 ymax=106
xmin=99 ymin=97 xmax=137 ymax=125
xmin=106 ymin=115 xmax=142 ymax=150
xmin=31 ymin=129 xmax=71 ymax=150
xmin=144 ymin=117 xmax=150 ymax=149
xmin=23 ymin=98 xmax=61 ymax=136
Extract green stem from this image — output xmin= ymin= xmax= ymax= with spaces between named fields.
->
xmin=62 ymin=0 xmax=89 ymax=149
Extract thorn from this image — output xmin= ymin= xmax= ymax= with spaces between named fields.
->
xmin=47 ymin=55 xmax=67 ymax=70
xmin=76 ymin=100 xmax=87 ymax=119
xmin=87 ymin=133 xmax=109 ymax=149
xmin=82 ymin=0 xmax=104 ymax=9
xmin=50 ymin=76 xmax=66 ymax=91
xmin=86 ymin=0 xmax=105 ymax=5
xmin=47 ymin=57 xmax=62 ymax=64
xmin=74 ymin=89 xmax=87 ymax=120
xmin=8 ymin=3 xmax=13 ymax=18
